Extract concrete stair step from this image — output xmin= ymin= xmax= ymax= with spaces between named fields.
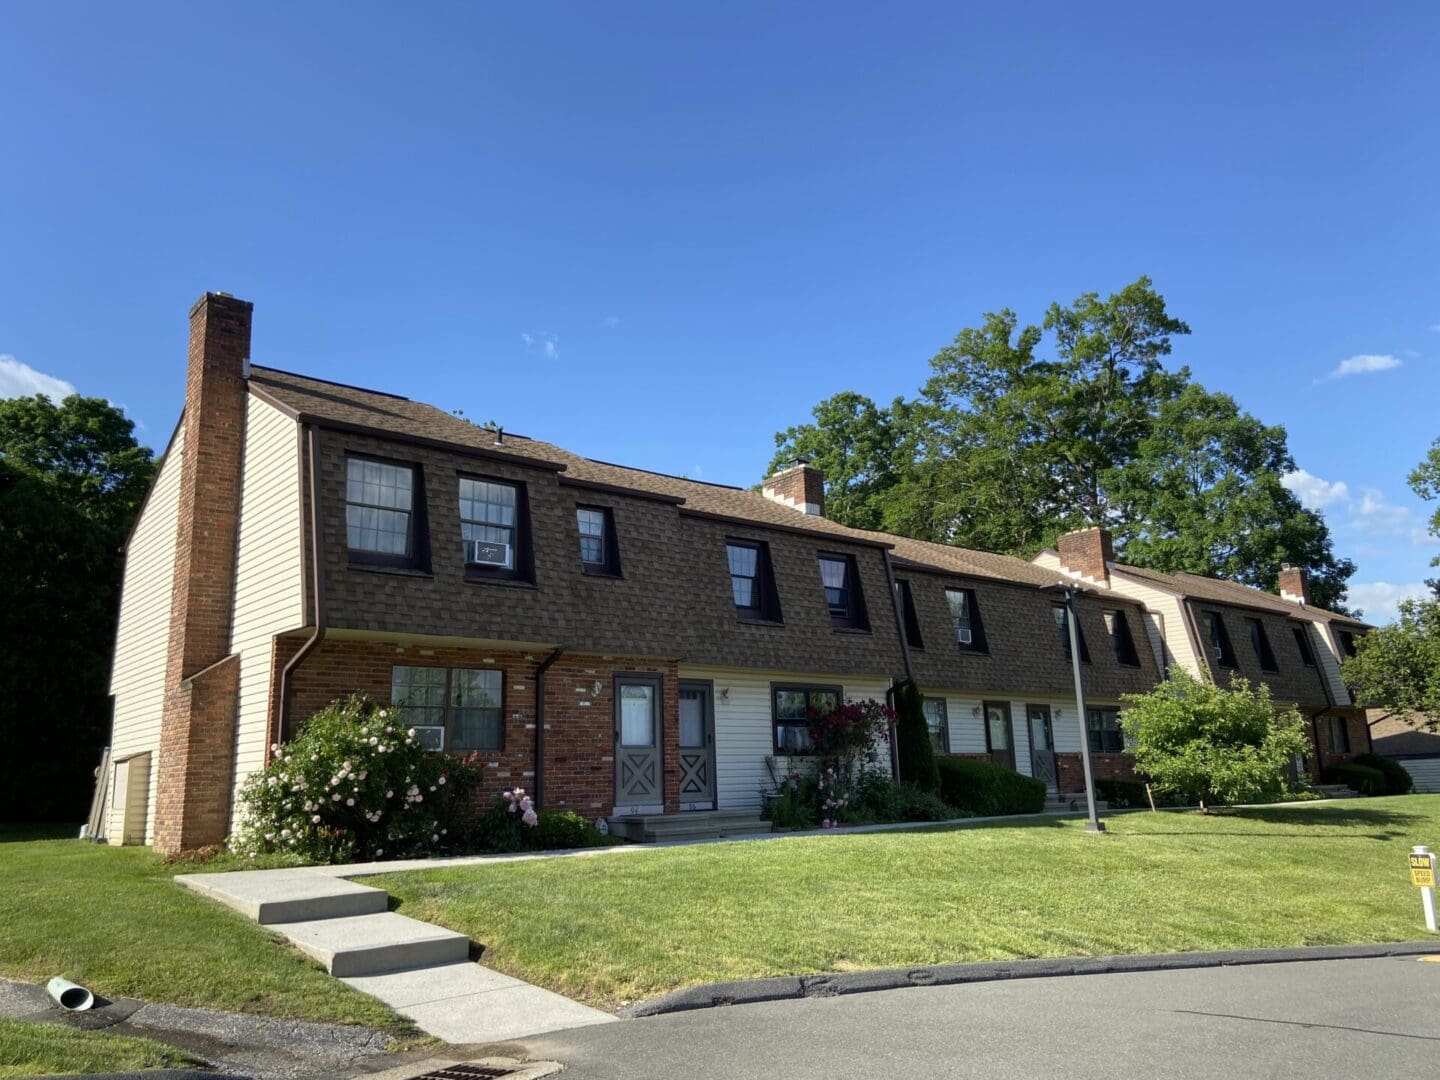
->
xmin=609 ymin=811 xmax=772 ymax=843
xmin=277 ymin=911 xmax=471 ymax=977
xmin=176 ymin=869 xmax=389 ymax=925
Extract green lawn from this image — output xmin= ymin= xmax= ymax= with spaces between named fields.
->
xmin=0 ymin=1016 xmax=201 ymax=1078
xmin=0 ymin=826 xmax=410 ymax=1034
xmin=373 ymin=797 xmax=1440 ymax=1010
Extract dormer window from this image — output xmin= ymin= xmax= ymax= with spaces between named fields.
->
xmin=1202 ymin=611 xmax=1238 ymax=668
xmin=1247 ymin=618 xmax=1278 ymax=672
xmin=1104 ymin=609 xmax=1140 ymax=667
xmin=576 ymin=505 xmax=621 ymax=576
xmin=1336 ymin=629 xmax=1359 ymax=657
xmin=727 ymin=539 xmax=781 ymax=622
xmin=1053 ymin=603 xmax=1091 ymax=663
xmin=946 ymin=588 xmax=987 ymax=652
xmin=818 ymin=554 xmax=868 ymax=631
xmin=1292 ymin=625 xmax=1317 ymax=666
xmin=346 ymin=455 xmax=428 ymax=570
xmin=460 ymin=475 xmax=531 ymax=583
xmin=894 ymin=579 xmax=924 ymax=649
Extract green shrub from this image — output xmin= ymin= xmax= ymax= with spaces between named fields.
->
xmin=471 ymin=788 xmax=540 ymax=853
xmin=893 ymin=784 xmax=959 ymax=822
xmin=936 ymin=758 xmax=1046 ymax=816
xmin=892 ymin=680 xmax=940 ymax=794
xmin=1322 ymin=762 xmax=1387 ymax=796
xmin=763 ymin=769 xmax=819 ymax=830
xmin=530 ymin=810 xmax=617 ymax=850
xmin=1351 ymin=753 xmax=1415 ymax=796
xmin=234 ymin=693 xmax=450 ymax=863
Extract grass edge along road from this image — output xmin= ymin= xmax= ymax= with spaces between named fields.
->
xmin=0 ymin=826 xmax=412 ymax=1036
xmin=374 ymin=796 xmax=1440 ymax=1010
xmin=0 ymin=1016 xmax=201 ymax=1078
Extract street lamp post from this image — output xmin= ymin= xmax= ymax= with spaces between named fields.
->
xmin=1060 ymin=582 xmax=1105 ymax=833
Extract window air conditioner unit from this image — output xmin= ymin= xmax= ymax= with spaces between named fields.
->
xmin=957 ymin=628 xmax=973 ymax=645
xmin=466 ymin=539 xmax=511 ymax=567
xmin=413 ymin=726 xmax=445 ymax=752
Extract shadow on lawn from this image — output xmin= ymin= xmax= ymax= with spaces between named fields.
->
xmin=0 ymin=823 xmax=80 ymax=843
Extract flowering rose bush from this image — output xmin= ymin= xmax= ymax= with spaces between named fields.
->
xmin=806 ymin=698 xmax=896 ymax=769
xmin=471 ymin=787 xmax=541 ymax=853
xmin=234 ymin=693 xmax=451 ymax=863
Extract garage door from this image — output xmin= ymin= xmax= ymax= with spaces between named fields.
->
xmin=1399 ymin=757 xmax=1440 ymax=793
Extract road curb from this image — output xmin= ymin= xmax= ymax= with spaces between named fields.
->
xmin=624 ymin=940 xmax=1440 ymax=1017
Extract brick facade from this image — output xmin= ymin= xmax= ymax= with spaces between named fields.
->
xmin=1056 ymin=751 xmax=1138 ymax=792
xmin=154 ymin=294 xmax=250 ymax=853
xmin=1305 ymin=708 xmax=1373 ymax=779
xmin=273 ymin=635 xmax=682 ymax=816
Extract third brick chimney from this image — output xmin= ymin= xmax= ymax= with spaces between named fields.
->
xmin=1056 ymin=526 xmax=1114 ymax=586
xmin=762 ymin=460 xmax=826 ymax=517
xmin=1278 ymin=564 xmax=1311 ymax=605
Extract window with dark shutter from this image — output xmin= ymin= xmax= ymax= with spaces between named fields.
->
xmin=1247 ymin=618 xmax=1278 ymax=672
xmin=1103 ymin=609 xmax=1140 ymax=666
xmin=818 ymin=554 xmax=868 ymax=631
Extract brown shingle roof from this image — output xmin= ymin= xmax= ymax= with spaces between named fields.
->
xmin=1111 ymin=562 xmax=1370 ymax=628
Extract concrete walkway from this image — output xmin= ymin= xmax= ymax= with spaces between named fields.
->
xmin=176 ymin=868 xmax=614 ymax=1044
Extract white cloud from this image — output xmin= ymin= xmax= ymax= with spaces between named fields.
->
xmin=1320 ymin=353 xmax=1402 ymax=381
xmin=0 ymin=355 xmax=76 ymax=401
xmin=603 ymin=315 xmax=621 ymax=329
xmin=1429 ymin=323 xmax=1440 ymax=333
xmin=1346 ymin=581 xmax=1433 ymax=624
xmin=1282 ymin=469 xmax=1349 ymax=510
xmin=1343 ymin=486 xmax=1439 ymax=548
xmin=521 ymin=332 xmax=558 ymax=360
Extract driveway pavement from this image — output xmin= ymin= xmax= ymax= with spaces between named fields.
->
xmin=522 ymin=955 xmax=1440 ymax=1079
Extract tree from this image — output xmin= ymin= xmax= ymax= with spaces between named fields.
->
xmin=769 ymin=278 xmax=1355 ymax=610
xmin=1342 ymin=598 xmax=1440 ymax=726
xmin=1119 ymin=671 xmax=1311 ymax=810
xmin=1408 ymin=438 xmax=1440 ymax=595
xmin=891 ymin=680 xmax=939 ymax=794
xmin=0 ymin=394 xmax=156 ymax=822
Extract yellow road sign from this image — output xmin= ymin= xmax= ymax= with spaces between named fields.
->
xmin=1410 ymin=853 xmax=1435 ymax=888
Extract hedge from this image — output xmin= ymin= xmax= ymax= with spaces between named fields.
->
xmin=1322 ymin=762 xmax=1387 ymax=796
xmin=1351 ymin=753 xmax=1415 ymax=796
xmin=936 ymin=757 xmax=1046 ymax=816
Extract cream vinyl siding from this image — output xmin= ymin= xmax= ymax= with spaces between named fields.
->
xmin=1307 ymin=621 xmax=1353 ymax=706
xmin=1032 ymin=550 xmax=1196 ymax=677
xmin=678 ymin=667 xmax=891 ymax=812
xmin=933 ymin=692 xmax=1128 ymax=760
xmin=105 ymin=425 xmax=186 ymax=844
xmin=228 ymin=394 xmax=305 ymax=826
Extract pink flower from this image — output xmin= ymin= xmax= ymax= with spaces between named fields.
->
xmin=522 ymin=808 xmax=539 ymax=827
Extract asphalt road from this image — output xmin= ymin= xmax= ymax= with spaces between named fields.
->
xmin=522 ymin=956 xmax=1440 ymax=1079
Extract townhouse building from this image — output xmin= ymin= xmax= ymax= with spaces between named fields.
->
xmin=98 ymin=294 xmax=1365 ymax=852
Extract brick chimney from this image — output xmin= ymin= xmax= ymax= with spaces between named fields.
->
xmin=762 ymin=460 xmax=825 ymax=517
xmin=153 ymin=293 xmax=251 ymax=853
xmin=1056 ymin=527 xmax=1114 ymax=586
xmin=1278 ymin=564 xmax=1311 ymax=605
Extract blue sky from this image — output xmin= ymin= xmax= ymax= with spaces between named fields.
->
xmin=2 ymin=3 xmax=1436 ymax=620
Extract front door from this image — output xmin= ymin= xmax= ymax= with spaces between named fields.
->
xmin=614 ymin=676 xmax=664 ymax=813
xmin=984 ymin=701 xmax=1015 ymax=772
xmin=677 ymin=680 xmax=716 ymax=811
xmin=1027 ymin=704 xmax=1058 ymax=791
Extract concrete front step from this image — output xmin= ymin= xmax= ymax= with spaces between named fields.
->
xmin=176 ymin=869 xmax=389 ymax=925
xmin=609 ymin=810 xmax=773 ymax=843
xmin=277 ymin=911 xmax=471 ymax=977
xmin=1043 ymin=795 xmax=1111 ymax=812
xmin=1313 ymin=784 xmax=1363 ymax=799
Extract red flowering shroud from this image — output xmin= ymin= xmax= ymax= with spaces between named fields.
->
xmin=805 ymin=699 xmax=897 ymax=761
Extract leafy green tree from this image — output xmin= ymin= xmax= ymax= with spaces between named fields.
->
xmin=1408 ymin=438 xmax=1440 ymax=595
xmin=1120 ymin=671 xmax=1311 ymax=810
xmin=0 ymin=394 xmax=155 ymax=821
xmin=1342 ymin=598 xmax=1440 ymax=725
xmin=769 ymin=278 xmax=1355 ymax=610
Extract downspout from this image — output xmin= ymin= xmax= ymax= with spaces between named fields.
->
xmin=881 ymin=549 xmax=914 ymax=780
xmin=532 ymin=647 xmax=565 ymax=808
xmin=274 ymin=424 xmax=327 ymax=750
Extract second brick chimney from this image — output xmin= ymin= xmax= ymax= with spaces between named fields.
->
xmin=1056 ymin=527 xmax=1114 ymax=586
xmin=153 ymin=293 xmax=251 ymax=853
xmin=762 ymin=460 xmax=826 ymax=517
xmin=1278 ymin=564 xmax=1311 ymax=605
